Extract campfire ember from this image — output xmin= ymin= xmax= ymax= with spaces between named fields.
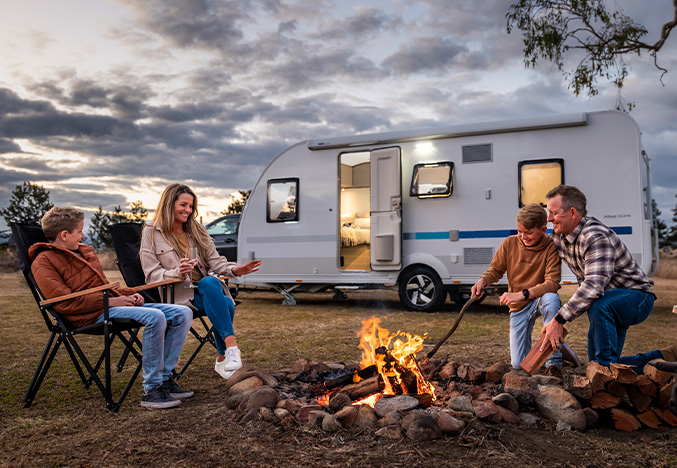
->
xmin=357 ymin=316 xmax=436 ymax=401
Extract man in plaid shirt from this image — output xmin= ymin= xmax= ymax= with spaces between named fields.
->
xmin=540 ymin=185 xmax=675 ymax=369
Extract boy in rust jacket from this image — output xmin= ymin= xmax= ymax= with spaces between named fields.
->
xmin=471 ymin=204 xmax=562 ymax=375
xmin=30 ymin=207 xmax=193 ymax=409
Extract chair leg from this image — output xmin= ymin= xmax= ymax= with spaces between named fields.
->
xmin=23 ymin=331 xmax=61 ymax=408
xmin=116 ymin=328 xmax=140 ymax=372
xmin=174 ymin=317 xmax=218 ymax=380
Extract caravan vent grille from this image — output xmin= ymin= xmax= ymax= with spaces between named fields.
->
xmin=464 ymin=247 xmax=493 ymax=265
xmin=462 ymin=144 xmax=492 ymax=163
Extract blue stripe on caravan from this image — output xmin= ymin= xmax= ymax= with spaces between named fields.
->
xmin=403 ymin=226 xmax=632 ymax=240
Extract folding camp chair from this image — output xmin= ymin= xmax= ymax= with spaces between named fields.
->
xmin=109 ymin=222 xmax=218 ymax=380
xmin=12 ymin=223 xmax=144 ymax=412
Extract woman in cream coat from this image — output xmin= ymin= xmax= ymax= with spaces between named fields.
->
xmin=141 ymin=183 xmax=261 ymax=379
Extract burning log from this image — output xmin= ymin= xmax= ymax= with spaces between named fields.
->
xmin=323 ymin=365 xmax=378 ymax=390
xmin=338 ymin=376 xmax=384 ymax=401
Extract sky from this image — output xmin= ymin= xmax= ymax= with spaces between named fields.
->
xmin=1 ymin=0 xmax=676 ymax=231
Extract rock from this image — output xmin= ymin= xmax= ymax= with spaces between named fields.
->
xmin=226 ymin=392 xmax=247 ymax=410
xmin=492 ymin=393 xmax=520 ymax=415
xmin=328 ymin=392 xmax=352 ymax=412
xmin=274 ymin=408 xmax=291 ymax=420
xmin=309 ymin=362 xmax=332 ymax=373
xmin=239 ymin=408 xmax=259 ymax=425
xmin=374 ymin=395 xmax=419 ymax=417
xmin=296 ymin=405 xmax=322 ymax=423
xmin=401 ymin=411 xmax=443 ymax=442
xmin=532 ymin=375 xmax=562 ymax=386
xmin=335 ymin=406 xmax=359 ymax=427
xmin=470 ymin=386 xmax=492 ymax=401
xmin=293 ymin=358 xmax=312 ymax=373
xmin=435 ymin=411 xmax=465 ymax=434
xmin=308 ymin=410 xmax=330 ymax=426
xmin=447 ymin=396 xmax=474 ymax=413
xmin=419 ymin=359 xmax=442 ymax=375
xmin=355 ymin=405 xmax=378 ymax=429
xmin=227 ymin=376 xmax=264 ymax=397
xmin=259 ymin=407 xmax=277 ymax=423
xmin=535 ymin=385 xmax=586 ymax=431
xmin=438 ymin=362 xmax=460 ymax=379
xmin=556 ymin=420 xmax=572 ymax=431
xmin=446 ymin=410 xmax=475 ymax=422
xmin=518 ymin=412 xmax=540 ymax=426
xmin=583 ymin=407 xmax=599 ymax=428
xmin=497 ymin=406 xmax=519 ymax=424
xmin=240 ymin=386 xmax=280 ymax=412
xmin=472 ymin=400 xmax=501 ymax=423
xmin=486 ymin=361 xmax=510 ymax=382
xmin=375 ymin=425 xmax=402 ymax=440
xmin=327 ymin=363 xmax=346 ymax=371
xmin=503 ymin=371 xmax=538 ymax=404
xmin=378 ymin=411 xmax=403 ymax=427
xmin=224 ymin=366 xmax=279 ymax=391
xmin=278 ymin=399 xmax=303 ymax=415
xmin=322 ymin=414 xmax=342 ymax=433
xmin=280 ymin=415 xmax=298 ymax=429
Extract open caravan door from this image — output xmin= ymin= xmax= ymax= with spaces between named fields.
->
xmin=370 ymin=147 xmax=402 ymax=270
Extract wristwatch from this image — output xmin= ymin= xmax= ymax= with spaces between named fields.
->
xmin=555 ymin=314 xmax=567 ymax=324
xmin=522 ymin=289 xmax=530 ymax=300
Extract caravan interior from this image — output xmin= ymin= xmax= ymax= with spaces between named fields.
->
xmin=339 ymin=152 xmax=371 ymax=270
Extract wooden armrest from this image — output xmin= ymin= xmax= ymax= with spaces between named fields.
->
xmin=40 ymin=283 xmax=120 ymax=307
xmin=131 ymin=278 xmax=183 ymax=292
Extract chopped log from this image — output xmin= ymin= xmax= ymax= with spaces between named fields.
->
xmin=658 ymin=378 xmax=675 ymax=409
xmin=653 ymin=407 xmax=677 ymax=427
xmin=626 ymin=386 xmax=652 ymax=413
xmin=636 ymin=374 xmax=657 ymax=397
xmin=410 ymin=392 xmax=434 ymax=408
xmin=339 ymin=375 xmax=384 ymax=401
xmin=589 ymin=391 xmax=621 ymax=410
xmin=609 ymin=408 xmax=641 ymax=432
xmin=609 ymin=363 xmax=638 ymax=385
xmin=565 ymin=374 xmax=593 ymax=400
xmin=586 ymin=361 xmax=613 ymax=393
xmin=324 ymin=365 xmax=377 ymax=390
xmin=605 ymin=380 xmax=627 ymax=398
xmin=636 ymin=410 xmax=663 ymax=429
xmin=643 ymin=362 xmax=674 ymax=386
xmin=519 ymin=328 xmax=568 ymax=375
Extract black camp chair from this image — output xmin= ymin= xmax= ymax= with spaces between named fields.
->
xmin=108 ymin=223 xmax=218 ymax=380
xmin=12 ymin=223 xmax=144 ymax=412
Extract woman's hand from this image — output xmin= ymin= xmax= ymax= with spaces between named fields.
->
xmin=234 ymin=260 xmax=261 ymax=276
xmin=179 ymin=257 xmax=196 ymax=277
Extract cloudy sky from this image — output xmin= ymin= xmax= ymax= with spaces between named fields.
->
xmin=1 ymin=0 xmax=676 ymax=230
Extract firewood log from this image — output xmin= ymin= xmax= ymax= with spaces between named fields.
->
xmin=339 ymin=375 xmax=384 ymax=401
xmin=626 ymin=386 xmax=652 ymax=413
xmin=658 ymin=378 xmax=675 ymax=409
xmin=586 ymin=361 xmax=613 ymax=393
xmin=636 ymin=374 xmax=657 ymax=397
xmin=565 ymin=374 xmax=593 ymax=400
xmin=609 ymin=363 xmax=638 ymax=385
xmin=643 ymin=362 xmax=674 ymax=386
xmin=652 ymin=407 xmax=677 ymax=427
xmin=609 ymin=408 xmax=642 ymax=432
xmin=519 ymin=328 xmax=568 ymax=374
xmin=605 ymin=380 xmax=627 ymax=398
xmin=324 ymin=365 xmax=377 ymax=390
xmin=590 ymin=391 xmax=621 ymax=409
xmin=636 ymin=410 xmax=663 ymax=429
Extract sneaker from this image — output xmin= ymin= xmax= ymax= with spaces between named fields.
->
xmin=214 ymin=358 xmax=236 ymax=380
xmin=224 ymin=346 xmax=243 ymax=372
xmin=141 ymin=384 xmax=181 ymax=409
xmin=544 ymin=365 xmax=564 ymax=380
xmin=660 ymin=345 xmax=677 ymax=362
xmin=163 ymin=377 xmax=194 ymax=399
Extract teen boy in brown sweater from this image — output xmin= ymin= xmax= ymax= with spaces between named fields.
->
xmin=471 ymin=204 xmax=562 ymax=375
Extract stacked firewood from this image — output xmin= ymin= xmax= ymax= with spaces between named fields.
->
xmin=566 ymin=360 xmax=677 ymax=431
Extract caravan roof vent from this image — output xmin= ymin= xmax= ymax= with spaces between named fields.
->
xmin=462 ymin=144 xmax=492 ymax=163
xmin=463 ymin=247 xmax=493 ymax=265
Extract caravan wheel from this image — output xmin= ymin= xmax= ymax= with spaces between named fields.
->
xmin=398 ymin=266 xmax=446 ymax=312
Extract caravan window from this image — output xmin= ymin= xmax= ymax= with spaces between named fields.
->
xmin=410 ymin=162 xmax=453 ymax=198
xmin=267 ymin=178 xmax=299 ymax=222
xmin=518 ymin=159 xmax=564 ymax=206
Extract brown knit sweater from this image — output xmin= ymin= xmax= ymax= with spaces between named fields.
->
xmin=480 ymin=234 xmax=561 ymax=312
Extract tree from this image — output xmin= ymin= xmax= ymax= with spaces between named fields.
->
xmin=0 ymin=181 xmax=54 ymax=226
xmin=87 ymin=201 xmax=148 ymax=250
xmin=221 ymin=190 xmax=251 ymax=215
xmin=506 ymin=0 xmax=677 ymax=108
xmin=653 ymin=198 xmax=669 ymax=247
xmin=667 ymin=194 xmax=677 ymax=247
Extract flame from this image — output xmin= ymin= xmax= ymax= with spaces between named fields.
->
xmin=353 ymin=393 xmax=382 ymax=407
xmin=315 ymin=393 xmax=330 ymax=406
xmin=357 ymin=316 xmax=436 ymax=400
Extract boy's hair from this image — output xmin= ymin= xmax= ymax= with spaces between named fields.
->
xmin=517 ymin=203 xmax=547 ymax=230
xmin=546 ymin=184 xmax=588 ymax=217
xmin=41 ymin=207 xmax=85 ymax=242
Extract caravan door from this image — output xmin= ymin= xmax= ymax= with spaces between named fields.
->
xmin=370 ymin=147 xmax=402 ymax=270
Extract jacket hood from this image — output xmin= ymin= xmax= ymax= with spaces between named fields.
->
xmin=29 ymin=242 xmax=90 ymax=261
xmin=517 ymin=232 xmax=552 ymax=252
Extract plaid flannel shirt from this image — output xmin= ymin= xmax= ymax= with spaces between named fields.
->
xmin=552 ymin=216 xmax=654 ymax=321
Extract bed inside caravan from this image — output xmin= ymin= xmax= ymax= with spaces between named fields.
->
xmin=339 ymin=152 xmax=371 ymax=271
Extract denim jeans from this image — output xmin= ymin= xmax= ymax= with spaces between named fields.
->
xmin=587 ymin=288 xmax=658 ymax=369
xmin=101 ymin=303 xmax=192 ymax=392
xmin=510 ymin=292 xmax=562 ymax=369
xmin=191 ymin=276 xmax=235 ymax=356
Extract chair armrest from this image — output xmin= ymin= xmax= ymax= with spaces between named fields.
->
xmin=131 ymin=278 xmax=183 ymax=292
xmin=40 ymin=283 xmax=120 ymax=307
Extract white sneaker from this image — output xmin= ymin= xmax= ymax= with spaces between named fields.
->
xmin=224 ymin=346 xmax=243 ymax=372
xmin=214 ymin=358 xmax=236 ymax=380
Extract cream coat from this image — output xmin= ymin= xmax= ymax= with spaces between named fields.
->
xmin=140 ymin=223 xmax=238 ymax=308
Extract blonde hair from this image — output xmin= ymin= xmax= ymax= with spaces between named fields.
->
xmin=41 ymin=207 xmax=85 ymax=242
xmin=151 ymin=184 xmax=213 ymax=258
xmin=517 ymin=204 xmax=547 ymax=230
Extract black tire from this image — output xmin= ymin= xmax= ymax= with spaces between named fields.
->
xmin=448 ymin=288 xmax=486 ymax=306
xmin=398 ymin=266 xmax=446 ymax=312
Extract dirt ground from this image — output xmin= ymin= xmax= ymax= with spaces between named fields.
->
xmin=0 ymin=272 xmax=676 ymax=468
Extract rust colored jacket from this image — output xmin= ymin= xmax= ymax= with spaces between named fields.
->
xmin=29 ymin=242 xmax=136 ymax=328
xmin=480 ymin=234 xmax=561 ymax=312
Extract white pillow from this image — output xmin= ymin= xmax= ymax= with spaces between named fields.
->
xmin=354 ymin=217 xmax=370 ymax=229
xmin=340 ymin=213 xmax=356 ymax=225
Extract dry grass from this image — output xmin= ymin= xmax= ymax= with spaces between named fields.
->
xmin=657 ymin=250 xmax=677 ymax=279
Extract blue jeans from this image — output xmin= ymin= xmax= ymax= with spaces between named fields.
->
xmin=101 ymin=303 xmax=192 ymax=392
xmin=191 ymin=276 xmax=236 ymax=356
xmin=587 ymin=288 xmax=659 ymax=369
xmin=510 ymin=293 xmax=562 ymax=369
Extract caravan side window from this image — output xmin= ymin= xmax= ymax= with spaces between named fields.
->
xmin=267 ymin=178 xmax=299 ymax=222
xmin=410 ymin=162 xmax=453 ymax=198
xmin=518 ymin=159 xmax=564 ymax=206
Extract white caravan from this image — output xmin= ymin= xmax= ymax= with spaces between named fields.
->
xmin=231 ymin=110 xmax=657 ymax=311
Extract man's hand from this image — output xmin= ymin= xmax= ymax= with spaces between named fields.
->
xmin=499 ymin=291 xmax=526 ymax=306
xmin=471 ymin=278 xmax=487 ymax=299
xmin=540 ymin=318 xmax=565 ymax=352
xmin=109 ymin=294 xmax=144 ymax=307
xmin=234 ymin=260 xmax=262 ymax=276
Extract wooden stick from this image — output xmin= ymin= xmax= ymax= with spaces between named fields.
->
xmin=425 ymin=295 xmax=478 ymax=360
